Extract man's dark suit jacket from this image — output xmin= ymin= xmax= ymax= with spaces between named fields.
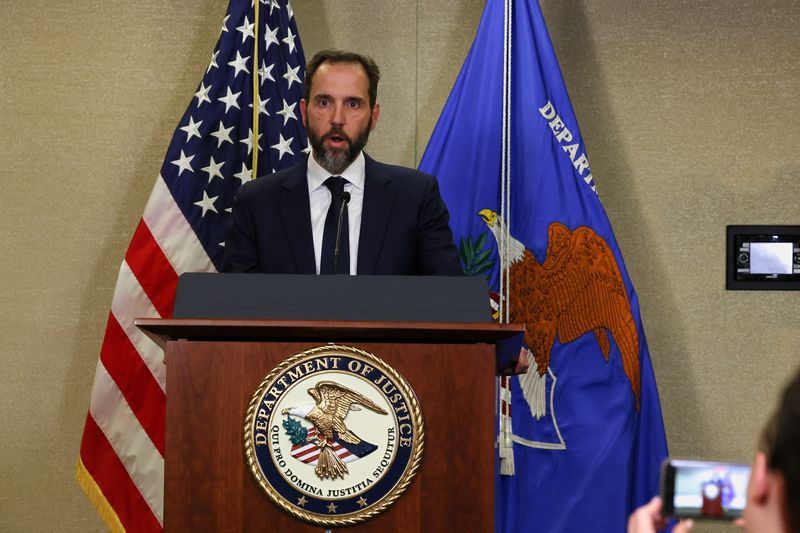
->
xmin=223 ymin=154 xmax=463 ymax=275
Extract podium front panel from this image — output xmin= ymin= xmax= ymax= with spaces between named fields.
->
xmin=164 ymin=340 xmax=495 ymax=532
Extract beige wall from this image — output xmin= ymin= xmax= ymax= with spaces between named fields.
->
xmin=2 ymin=1 xmax=798 ymax=531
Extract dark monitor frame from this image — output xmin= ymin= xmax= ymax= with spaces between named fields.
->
xmin=726 ymin=225 xmax=800 ymax=291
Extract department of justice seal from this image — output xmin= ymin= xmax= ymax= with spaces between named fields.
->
xmin=244 ymin=345 xmax=424 ymax=527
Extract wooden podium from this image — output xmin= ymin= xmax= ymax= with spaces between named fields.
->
xmin=138 ymin=318 xmax=522 ymax=532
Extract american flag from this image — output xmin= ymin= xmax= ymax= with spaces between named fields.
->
xmin=76 ymin=1 xmax=307 ymax=530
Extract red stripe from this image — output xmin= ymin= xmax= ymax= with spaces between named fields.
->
xmin=80 ymin=414 xmax=162 ymax=532
xmin=100 ymin=312 xmax=166 ymax=455
xmin=125 ymin=219 xmax=178 ymax=318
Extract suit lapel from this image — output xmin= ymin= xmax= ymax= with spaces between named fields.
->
xmin=357 ymin=155 xmax=394 ymax=274
xmin=279 ymin=161 xmax=316 ymax=274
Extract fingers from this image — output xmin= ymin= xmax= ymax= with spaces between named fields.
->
xmin=628 ymin=497 xmax=694 ymax=533
xmin=514 ymin=347 xmax=530 ymax=374
xmin=627 ymin=496 xmax=664 ymax=533
xmin=500 ymin=348 xmax=530 ymax=375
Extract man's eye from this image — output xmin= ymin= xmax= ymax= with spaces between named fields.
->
xmin=317 ymin=98 xmax=330 ymax=107
xmin=345 ymin=100 xmax=360 ymax=109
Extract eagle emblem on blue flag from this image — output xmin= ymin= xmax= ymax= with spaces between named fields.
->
xmin=478 ymin=209 xmax=641 ymax=417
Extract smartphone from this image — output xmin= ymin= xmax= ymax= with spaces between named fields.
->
xmin=660 ymin=458 xmax=751 ymax=520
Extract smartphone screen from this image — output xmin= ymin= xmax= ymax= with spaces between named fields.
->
xmin=661 ymin=459 xmax=751 ymax=520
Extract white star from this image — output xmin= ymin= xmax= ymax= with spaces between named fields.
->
xmin=259 ymin=61 xmax=275 ymax=85
xmin=271 ymin=133 xmax=295 ymax=161
xmin=268 ymin=0 xmax=279 ymax=15
xmin=218 ymin=87 xmax=242 ymax=113
xmin=201 ymin=156 xmax=225 ymax=183
xmin=233 ymin=163 xmax=253 ymax=183
xmin=170 ymin=150 xmax=195 ymax=176
xmin=282 ymin=27 xmax=297 ymax=54
xmin=240 ymin=128 xmax=262 ymax=155
xmin=283 ymin=64 xmax=301 ymax=89
xmin=210 ymin=121 xmax=234 ymax=148
xmin=179 ymin=116 xmax=202 ymax=141
xmin=206 ymin=50 xmax=219 ymax=73
xmin=236 ymin=15 xmax=254 ymax=43
xmin=220 ymin=15 xmax=229 ymax=34
xmin=302 ymin=144 xmax=311 ymax=154
xmin=286 ymin=1 xmax=294 ymax=19
xmin=228 ymin=50 xmax=251 ymax=78
xmin=249 ymin=95 xmax=270 ymax=116
xmin=194 ymin=190 xmax=219 ymax=217
xmin=264 ymin=24 xmax=279 ymax=50
xmin=277 ymin=99 xmax=297 ymax=126
xmin=194 ymin=82 xmax=212 ymax=107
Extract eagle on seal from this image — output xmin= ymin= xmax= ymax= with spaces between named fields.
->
xmin=479 ymin=209 xmax=641 ymax=416
xmin=282 ymin=381 xmax=387 ymax=480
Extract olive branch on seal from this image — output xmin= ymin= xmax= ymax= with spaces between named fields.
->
xmin=282 ymin=415 xmax=308 ymax=445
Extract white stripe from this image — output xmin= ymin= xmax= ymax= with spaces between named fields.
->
xmin=89 ymin=361 xmax=165 ymax=524
xmin=143 ymin=175 xmax=215 ymax=275
xmin=110 ymin=260 xmax=166 ymax=390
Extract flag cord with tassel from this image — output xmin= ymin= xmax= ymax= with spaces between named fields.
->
xmin=498 ymin=0 xmax=516 ymax=477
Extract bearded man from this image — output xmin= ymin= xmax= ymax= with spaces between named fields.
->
xmin=223 ymin=50 xmax=462 ymax=276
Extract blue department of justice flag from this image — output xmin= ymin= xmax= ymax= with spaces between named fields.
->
xmin=419 ymin=0 xmax=668 ymax=531
xmin=77 ymin=1 xmax=308 ymax=530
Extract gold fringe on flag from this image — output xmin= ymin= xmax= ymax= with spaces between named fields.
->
xmin=76 ymin=458 xmax=126 ymax=533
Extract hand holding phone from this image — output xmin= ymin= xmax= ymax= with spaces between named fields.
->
xmin=627 ymin=497 xmax=694 ymax=533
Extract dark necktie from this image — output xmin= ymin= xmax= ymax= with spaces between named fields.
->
xmin=320 ymin=176 xmax=349 ymax=274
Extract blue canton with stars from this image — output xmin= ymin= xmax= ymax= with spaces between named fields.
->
xmin=160 ymin=0 xmax=308 ymax=271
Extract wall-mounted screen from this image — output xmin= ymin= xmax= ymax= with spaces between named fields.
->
xmin=727 ymin=225 xmax=800 ymax=290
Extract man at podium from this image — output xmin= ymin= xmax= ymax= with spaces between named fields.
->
xmin=224 ymin=49 xmax=462 ymax=276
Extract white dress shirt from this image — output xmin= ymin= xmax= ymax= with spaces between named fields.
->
xmin=306 ymin=151 xmax=365 ymax=275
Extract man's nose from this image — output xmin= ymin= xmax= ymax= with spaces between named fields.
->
xmin=330 ymin=103 xmax=345 ymax=125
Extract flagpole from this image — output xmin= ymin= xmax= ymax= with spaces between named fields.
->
xmin=499 ymin=0 xmax=507 ymax=324
xmin=498 ymin=0 xmax=516 ymax=477
xmin=251 ymin=0 xmax=260 ymax=177
xmin=500 ymin=0 xmax=513 ymax=325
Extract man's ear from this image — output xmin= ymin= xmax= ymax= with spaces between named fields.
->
xmin=300 ymin=99 xmax=308 ymax=124
xmin=370 ymin=103 xmax=380 ymax=131
xmin=750 ymin=452 xmax=771 ymax=504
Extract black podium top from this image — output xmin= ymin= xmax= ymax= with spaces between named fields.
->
xmin=172 ymin=273 xmax=493 ymax=323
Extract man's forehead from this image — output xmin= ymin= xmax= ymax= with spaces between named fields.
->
xmin=310 ymin=61 xmax=369 ymax=96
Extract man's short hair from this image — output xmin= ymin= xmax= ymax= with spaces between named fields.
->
xmin=304 ymin=50 xmax=380 ymax=109
xmin=760 ymin=367 xmax=800 ymax=531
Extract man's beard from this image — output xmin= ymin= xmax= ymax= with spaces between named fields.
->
xmin=307 ymin=120 xmax=372 ymax=175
